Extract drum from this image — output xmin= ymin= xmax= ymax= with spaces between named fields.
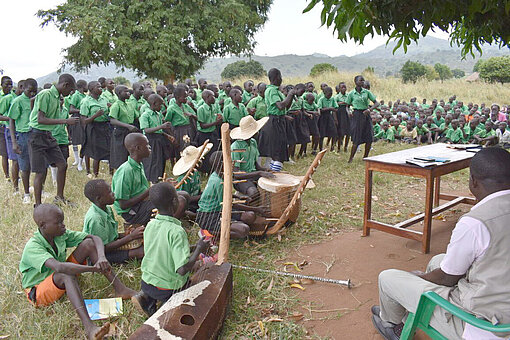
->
xmin=257 ymin=173 xmax=302 ymax=223
xmin=117 ymin=224 xmax=144 ymax=250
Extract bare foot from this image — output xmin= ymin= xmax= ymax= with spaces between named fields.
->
xmin=88 ymin=322 xmax=110 ymax=340
xmin=348 ymin=158 xmax=353 ymax=163
xmin=115 ymin=286 xmax=138 ymax=299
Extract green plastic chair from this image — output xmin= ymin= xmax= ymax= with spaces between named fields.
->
xmin=400 ymin=291 xmax=510 ymax=340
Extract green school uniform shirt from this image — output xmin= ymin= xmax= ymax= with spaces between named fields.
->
xmin=62 ymin=95 xmax=72 ymax=116
xmin=19 ymin=230 xmax=88 ymax=289
xmin=100 ymin=90 xmax=118 ymax=105
xmin=29 ymin=85 xmax=61 ymax=131
xmin=80 ymin=95 xmax=109 ymax=122
xmin=373 ymin=123 xmax=381 ymax=136
xmin=421 ymin=103 xmax=430 ymax=109
xmin=446 ymin=128 xmax=463 ymax=143
xmin=197 ymin=172 xmax=223 ymax=213
xmin=222 ymin=102 xmax=248 ymax=126
xmin=317 ymin=96 xmax=338 ymax=110
xmin=195 ymin=88 xmax=202 ymax=99
xmin=303 ymin=101 xmax=318 ymax=112
xmin=433 ymin=116 xmax=445 ymax=127
xmin=0 ymin=92 xmax=16 ymax=126
xmin=222 ymin=97 xmax=233 ymax=108
xmin=139 ymin=102 xmax=150 ymax=117
xmin=375 ymin=128 xmax=395 ymax=142
xmin=317 ymin=92 xmax=325 ymax=102
xmin=111 ymin=156 xmax=150 ymax=214
xmin=476 ymin=129 xmax=496 ymax=139
xmin=231 ymin=138 xmax=259 ymax=173
xmin=424 ymin=123 xmax=438 ymax=130
xmin=439 ymin=122 xmax=452 ymax=132
xmin=289 ymin=97 xmax=303 ymax=112
xmin=265 ymin=85 xmax=286 ymax=116
xmin=177 ymin=171 xmax=201 ymax=196
xmin=335 ymin=93 xmax=348 ymax=105
xmin=197 ymin=103 xmax=217 ymax=133
xmin=165 ymin=102 xmax=193 ymax=127
xmin=242 ymin=90 xmax=253 ymax=104
xmin=140 ymin=109 xmax=164 ymax=134
xmin=415 ymin=126 xmax=429 ymax=136
xmin=346 ymin=88 xmax=376 ymax=110
xmin=433 ymin=106 xmax=445 ymax=114
xmin=51 ymin=106 xmax=70 ymax=145
xmin=390 ymin=125 xmax=403 ymax=137
xmin=246 ymin=96 xmax=267 ymax=120
xmin=463 ymin=125 xmax=478 ymax=142
xmin=127 ymin=95 xmax=147 ymax=118
xmin=217 ymin=90 xmax=228 ymax=104
xmin=141 ymin=214 xmax=190 ymax=290
xmin=83 ymin=204 xmax=119 ymax=245
xmin=109 ymin=99 xmax=136 ymax=124
xmin=301 ymin=91 xmax=318 ymax=104
xmin=7 ymin=93 xmax=31 ymax=132
xmin=69 ymin=91 xmax=86 ymax=110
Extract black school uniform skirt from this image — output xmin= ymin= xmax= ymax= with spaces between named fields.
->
xmin=350 ymin=109 xmax=373 ymax=145
xmin=84 ymin=121 xmax=110 ymax=160
xmin=286 ymin=116 xmax=297 ymax=145
xmin=174 ymin=124 xmax=193 ymax=153
xmin=143 ymin=133 xmax=170 ymax=183
xmin=307 ymin=114 xmax=320 ymax=137
xmin=318 ymin=112 xmax=338 ymax=138
xmin=67 ymin=113 xmax=85 ymax=145
xmin=110 ymin=126 xmax=130 ymax=169
xmin=336 ymin=106 xmax=351 ymax=136
xmin=295 ymin=112 xmax=311 ymax=144
xmin=258 ymin=115 xmax=289 ymax=162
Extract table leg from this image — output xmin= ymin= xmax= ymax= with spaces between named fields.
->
xmin=363 ymin=167 xmax=373 ymax=237
xmin=422 ymin=174 xmax=434 ymax=253
xmin=434 ymin=176 xmax=441 ymax=207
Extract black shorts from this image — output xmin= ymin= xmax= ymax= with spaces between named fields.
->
xmin=141 ymin=280 xmax=189 ymax=304
xmin=28 ymin=129 xmax=65 ymax=173
xmin=106 ymin=249 xmax=130 ymax=264
xmin=195 ymin=210 xmax=242 ymax=234
xmin=121 ymin=200 xmax=155 ymax=226
xmin=0 ymin=126 xmax=8 ymax=158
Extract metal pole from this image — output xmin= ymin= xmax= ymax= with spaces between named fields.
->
xmin=232 ymin=264 xmax=352 ymax=288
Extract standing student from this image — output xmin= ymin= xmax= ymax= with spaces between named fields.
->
xmin=100 ymin=79 xmax=117 ymax=106
xmin=222 ymin=88 xmax=248 ymax=129
xmin=80 ymin=81 xmax=110 ymax=178
xmin=126 ymin=82 xmax=146 ymax=124
xmin=0 ymin=76 xmax=14 ymax=181
xmin=242 ymin=80 xmax=254 ymax=105
xmin=303 ymin=93 xmax=320 ymax=155
xmin=196 ymin=89 xmax=223 ymax=151
xmin=346 ymin=75 xmax=379 ymax=163
xmin=165 ymin=86 xmax=196 ymax=154
xmin=28 ymin=74 xmax=78 ymax=206
xmin=8 ymin=78 xmax=38 ymax=203
xmin=139 ymin=94 xmax=171 ymax=183
xmin=288 ymin=83 xmax=309 ymax=161
xmin=0 ymin=76 xmax=19 ymax=190
xmin=317 ymin=86 xmax=338 ymax=151
xmin=258 ymin=68 xmax=296 ymax=171
xmin=217 ymin=81 xmax=232 ymax=110
xmin=109 ymin=85 xmax=138 ymax=170
xmin=335 ymin=82 xmax=351 ymax=152
xmin=68 ymin=80 xmax=87 ymax=171
xmin=246 ymin=83 xmax=267 ymax=119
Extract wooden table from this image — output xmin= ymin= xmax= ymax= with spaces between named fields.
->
xmin=362 ymin=144 xmax=477 ymax=253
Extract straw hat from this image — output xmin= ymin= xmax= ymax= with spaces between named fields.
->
xmin=230 ymin=115 xmax=269 ymax=140
xmin=172 ymin=143 xmax=213 ymax=176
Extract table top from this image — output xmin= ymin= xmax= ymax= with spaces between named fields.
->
xmin=364 ymin=143 xmax=477 ymax=166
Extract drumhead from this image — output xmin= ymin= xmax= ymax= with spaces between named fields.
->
xmin=258 ymin=173 xmax=300 ymax=193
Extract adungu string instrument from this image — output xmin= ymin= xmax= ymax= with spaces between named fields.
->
xmin=129 ymin=124 xmax=233 ymax=340
xmin=175 ymin=139 xmax=211 ymax=190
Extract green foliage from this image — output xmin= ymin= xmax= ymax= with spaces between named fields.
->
xmin=303 ymin=0 xmax=510 ymax=58
xmin=434 ymin=63 xmax=453 ymax=82
xmin=473 ymin=59 xmax=485 ymax=72
xmin=400 ymin=60 xmax=427 ymax=83
xmin=220 ymin=60 xmax=266 ymax=80
xmin=38 ymin=0 xmax=272 ymax=82
xmin=113 ymin=76 xmax=130 ymax=86
xmin=309 ymin=63 xmax=338 ymax=77
xmin=425 ymin=65 xmax=439 ymax=81
xmin=452 ymin=68 xmax=466 ymax=78
xmin=363 ymin=66 xmax=375 ymax=74
xmin=479 ymin=56 xmax=510 ymax=84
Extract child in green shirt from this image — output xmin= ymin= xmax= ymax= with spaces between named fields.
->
xmin=222 ymin=88 xmax=248 ymax=129
xmin=414 ymin=119 xmax=432 ymax=144
xmin=68 ymin=79 xmax=87 ymax=171
xmin=242 ymin=80 xmax=254 ymax=105
xmin=374 ymin=121 xmax=395 ymax=142
xmin=445 ymin=119 xmax=464 ymax=143
xmin=83 ymin=179 xmax=144 ymax=263
xmin=246 ymin=83 xmax=268 ymax=120
xmin=133 ymin=182 xmax=209 ymax=316
xmin=196 ymin=89 xmax=223 ymax=152
xmin=317 ymin=86 xmax=338 ymax=151
xmin=165 ymin=86 xmax=196 ymax=153
xmin=474 ymin=121 xmax=498 ymax=146
xmin=20 ymin=204 xmax=136 ymax=339
xmin=303 ymin=93 xmax=320 ymax=155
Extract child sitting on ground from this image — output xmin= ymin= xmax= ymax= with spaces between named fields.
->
xmin=374 ymin=121 xmax=395 ymax=142
xmin=497 ymin=122 xmax=510 ymax=148
xmin=83 ymin=179 xmax=144 ymax=263
xmin=399 ymin=120 xmax=416 ymax=143
xmin=19 ymin=204 xmax=137 ymax=340
xmin=474 ymin=121 xmax=498 ymax=146
xmin=132 ymin=182 xmax=210 ymax=316
xmin=445 ymin=119 xmax=464 ymax=144
xmin=414 ymin=119 xmax=432 ymax=144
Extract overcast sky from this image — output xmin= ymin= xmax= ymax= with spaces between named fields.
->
xmin=1 ymin=0 xmax=449 ymax=80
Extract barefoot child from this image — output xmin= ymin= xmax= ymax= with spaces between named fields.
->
xmin=133 ymin=182 xmax=210 ymax=316
xmin=68 ymin=79 xmax=87 ymax=171
xmin=246 ymin=83 xmax=267 ymax=119
xmin=196 ymin=89 xmax=223 ymax=151
xmin=7 ymin=78 xmax=38 ymax=204
xmin=165 ymin=86 xmax=196 ymax=153
xmin=317 ymin=86 xmax=338 ymax=151
xmin=0 ymin=76 xmax=14 ymax=181
xmin=335 ymin=82 xmax=351 ymax=152
xmin=19 ymin=204 xmax=137 ymax=340
xmin=303 ymin=93 xmax=320 ymax=155
xmin=83 ymin=179 xmax=144 ymax=263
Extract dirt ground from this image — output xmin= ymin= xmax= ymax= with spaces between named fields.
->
xmin=281 ymin=216 xmax=465 ymax=339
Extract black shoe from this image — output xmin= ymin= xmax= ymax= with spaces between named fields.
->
xmin=132 ymin=291 xmax=157 ymax=317
xmin=372 ymin=313 xmax=402 ymax=340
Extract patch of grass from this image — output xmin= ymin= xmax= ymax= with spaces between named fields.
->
xmin=0 ymin=142 xmax=470 ymax=339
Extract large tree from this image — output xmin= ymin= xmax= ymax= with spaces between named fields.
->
xmin=400 ymin=60 xmax=427 ymax=83
xmin=38 ymin=0 xmax=272 ymax=83
xmin=221 ymin=60 xmax=266 ymax=80
xmin=478 ymin=56 xmax=510 ymax=84
xmin=303 ymin=0 xmax=510 ymax=57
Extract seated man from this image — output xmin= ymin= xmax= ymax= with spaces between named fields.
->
xmin=230 ymin=115 xmax=274 ymax=199
xmin=372 ymin=148 xmax=510 ymax=340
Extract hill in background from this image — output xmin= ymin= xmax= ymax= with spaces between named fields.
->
xmin=37 ymin=36 xmax=509 ymax=84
